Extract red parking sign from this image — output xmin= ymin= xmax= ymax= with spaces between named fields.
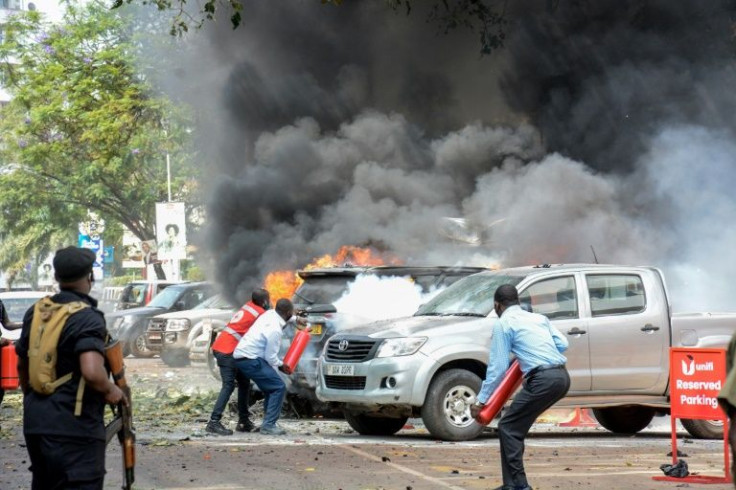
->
xmin=653 ymin=348 xmax=730 ymax=484
xmin=670 ymin=348 xmax=727 ymax=420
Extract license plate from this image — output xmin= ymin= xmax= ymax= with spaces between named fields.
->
xmin=148 ymin=333 xmax=161 ymax=340
xmin=309 ymin=324 xmax=323 ymax=335
xmin=326 ymin=364 xmax=354 ymax=376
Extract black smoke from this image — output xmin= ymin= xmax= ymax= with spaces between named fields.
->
xmin=161 ymin=1 xmax=736 ymax=310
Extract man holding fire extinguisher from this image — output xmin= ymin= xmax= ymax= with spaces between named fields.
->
xmin=470 ymin=284 xmax=570 ymax=490
xmin=233 ymin=298 xmax=307 ymax=436
xmin=205 ymin=288 xmax=271 ymax=436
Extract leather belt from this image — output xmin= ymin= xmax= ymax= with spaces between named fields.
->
xmin=526 ymin=364 xmax=565 ymax=378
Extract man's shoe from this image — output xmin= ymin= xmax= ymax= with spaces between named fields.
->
xmin=236 ymin=419 xmax=255 ymax=433
xmin=260 ymin=424 xmax=287 ymax=436
xmin=206 ymin=420 xmax=233 ymax=436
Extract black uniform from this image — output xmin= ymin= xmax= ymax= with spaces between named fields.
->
xmin=15 ymin=289 xmax=108 ymax=490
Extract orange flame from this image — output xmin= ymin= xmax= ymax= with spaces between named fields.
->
xmin=263 ymin=245 xmax=398 ymax=300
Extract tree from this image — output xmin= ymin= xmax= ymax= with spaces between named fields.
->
xmin=0 ymin=1 xmax=198 ymax=276
xmin=114 ymin=0 xmax=509 ymax=53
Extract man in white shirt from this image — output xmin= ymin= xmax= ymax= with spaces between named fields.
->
xmin=233 ymin=298 xmax=295 ymax=435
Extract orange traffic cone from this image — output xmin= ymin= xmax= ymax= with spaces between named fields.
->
xmin=559 ymin=408 xmax=598 ymax=427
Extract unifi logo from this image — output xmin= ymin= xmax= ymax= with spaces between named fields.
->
xmin=682 ymin=355 xmax=714 ymax=376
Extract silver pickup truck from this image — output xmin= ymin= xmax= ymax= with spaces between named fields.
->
xmin=316 ymin=264 xmax=736 ymax=441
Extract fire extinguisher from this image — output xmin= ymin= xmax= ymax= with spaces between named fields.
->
xmin=281 ymin=329 xmax=311 ymax=375
xmin=1 ymin=342 xmax=19 ymax=391
xmin=475 ymin=359 xmax=523 ymax=425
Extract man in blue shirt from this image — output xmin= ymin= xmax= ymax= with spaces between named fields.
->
xmin=470 ymin=284 xmax=570 ymax=490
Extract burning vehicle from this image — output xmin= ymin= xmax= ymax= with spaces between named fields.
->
xmin=191 ymin=264 xmax=489 ymax=414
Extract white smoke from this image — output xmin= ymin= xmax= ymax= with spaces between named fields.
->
xmin=332 ymin=275 xmax=445 ymax=328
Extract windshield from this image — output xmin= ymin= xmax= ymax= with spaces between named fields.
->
xmin=415 ymin=273 xmax=525 ymax=317
xmin=147 ymin=286 xmax=185 ymax=308
xmin=194 ymin=294 xmax=232 ymax=310
xmin=292 ymin=276 xmax=355 ymax=305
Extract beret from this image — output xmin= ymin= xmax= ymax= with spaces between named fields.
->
xmin=53 ymin=246 xmax=96 ymax=282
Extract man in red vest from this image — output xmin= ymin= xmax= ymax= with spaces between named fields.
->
xmin=206 ymin=288 xmax=270 ymax=435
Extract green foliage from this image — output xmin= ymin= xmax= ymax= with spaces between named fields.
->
xmin=0 ymin=1 xmax=199 ymax=275
xmin=183 ymin=263 xmax=205 ymax=281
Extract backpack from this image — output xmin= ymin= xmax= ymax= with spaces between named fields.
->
xmin=28 ymin=297 xmax=89 ymax=396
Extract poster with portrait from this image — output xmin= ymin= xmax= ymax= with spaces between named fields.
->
xmin=37 ymin=257 xmax=54 ymax=288
xmin=155 ymin=202 xmax=187 ymax=261
xmin=122 ymin=229 xmax=144 ymax=268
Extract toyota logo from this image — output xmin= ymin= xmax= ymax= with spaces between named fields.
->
xmin=338 ymin=339 xmax=349 ymax=351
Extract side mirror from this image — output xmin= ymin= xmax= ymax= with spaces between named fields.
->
xmin=174 ymin=300 xmax=186 ymax=311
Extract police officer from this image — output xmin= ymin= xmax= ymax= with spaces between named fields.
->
xmin=471 ymin=284 xmax=570 ymax=490
xmin=16 ymin=246 xmax=127 ymax=490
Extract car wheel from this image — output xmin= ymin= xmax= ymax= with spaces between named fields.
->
xmin=129 ymin=326 xmax=155 ymax=358
xmin=421 ymin=368 xmax=484 ymax=441
xmin=343 ymin=411 xmax=408 ymax=436
xmin=161 ymin=350 xmax=190 ymax=367
xmin=592 ymin=406 xmax=654 ymax=434
xmin=681 ymin=418 xmax=723 ymax=439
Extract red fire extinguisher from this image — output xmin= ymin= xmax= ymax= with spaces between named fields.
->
xmin=1 ymin=342 xmax=19 ymax=391
xmin=475 ymin=359 xmax=523 ymax=425
xmin=281 ymin=329 xmax=311 ymax=375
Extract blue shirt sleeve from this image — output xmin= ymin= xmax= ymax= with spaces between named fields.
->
xmin=477 ymin=321 xmax=512 ymax=404
xmin=547 ymin=317 xmax=569 ymax=353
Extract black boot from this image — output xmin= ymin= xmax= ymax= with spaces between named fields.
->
xmin=236 ymin=419 xmax=255 ymax=432
xmin=206 ymin=420 xmax=233 ymax=436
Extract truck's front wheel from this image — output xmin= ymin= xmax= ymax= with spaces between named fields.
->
xmin=681 ymin=418 xmax=723 ymax=439
xmin=421 ymin=369 xmax=484 ymax=441
xmin=344 ymin=411 xmax=408 ymax=436
xmin=593 ymin=406 xmax=654 ymax=434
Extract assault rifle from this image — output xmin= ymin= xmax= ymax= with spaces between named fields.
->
xmin=104 ymin=338 xmax=135 ymax=490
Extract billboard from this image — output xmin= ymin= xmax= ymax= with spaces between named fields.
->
xmin=122 ymin=229 xmax=144 ymax=269
xmin=155 ymin=202 xmax=187 ymax=261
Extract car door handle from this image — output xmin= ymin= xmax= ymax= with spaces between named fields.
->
xmin=567 ymin=328 xmax=587 ymax=335
xmin=641 ymin=324 xmax=660 ymax=332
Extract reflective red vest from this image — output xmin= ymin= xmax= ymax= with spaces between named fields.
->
xmin=211 ymin=301 xmax=265 ymax=355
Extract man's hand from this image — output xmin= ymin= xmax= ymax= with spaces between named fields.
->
xmin=0 ymin=338 xmax=10 ymax=347
xmin=470 ymin=402 xmax=482 ymax=419
xmin=277 ymin=365 xmax=288 ymax=373
xmin=105 ymin=383 xmax=128 ymax=406
xmin=295 ymin=316 xmax=309 ymax=327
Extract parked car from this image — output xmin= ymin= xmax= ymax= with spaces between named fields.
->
xmin=0 ymin=291 xmax=48 ymax=341
xmin=316 ymin=264 xmax=736 ymax=441
xmin=115 ymin=280 xmax=179 ymax=311
xmin=145 ymin=294 xmax=237 ymax=367
xmin=106 ymin=281 xmax=217 ymax=357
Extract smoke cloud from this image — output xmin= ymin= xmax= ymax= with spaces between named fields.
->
xmin=163 ymin=1 xmax=736 ymax=312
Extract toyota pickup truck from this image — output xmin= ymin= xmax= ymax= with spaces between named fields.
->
xmin=316 ymin=264 xmax=736 ymax=441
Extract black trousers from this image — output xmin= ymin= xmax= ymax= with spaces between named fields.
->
xmin=25 ymin=434 xmax=106 ymax=490
xmin=498 ymin=367 xmax=571 ymax=488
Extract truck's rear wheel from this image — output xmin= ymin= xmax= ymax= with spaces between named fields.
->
xmin=421 ymin=368 xmax=484 ymax=441
xmin=681 ymin=418 xmax=723 ymax=439
xmin=593 ymin=406 xmax=654 ymax=434
xmin=344 ymin=411 xmax=408 ymax=436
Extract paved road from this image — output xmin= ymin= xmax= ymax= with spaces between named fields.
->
xmin=1 ymin=358 xmax=732 ymax=489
